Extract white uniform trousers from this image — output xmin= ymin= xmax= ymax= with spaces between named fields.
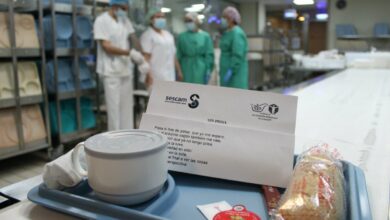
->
xmin=103 ymin=75 xmax=134 ymax=130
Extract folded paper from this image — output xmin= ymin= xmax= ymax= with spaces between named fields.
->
xmin=140 ymin=81 xmax=298 ymax=187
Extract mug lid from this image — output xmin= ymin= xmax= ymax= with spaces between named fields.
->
xmin=84 ymin=130 xmax=167 ymax=158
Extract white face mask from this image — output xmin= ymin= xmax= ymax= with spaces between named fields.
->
xmin=115 ymin=8 xmax=127 ymax=18
xmin=153 ymin=18 xmax=167 ymax=29
xmin=185 ymin=22 xmax=196 ymax=31
xmin=221 ymin=18 xmax=228 ymax=29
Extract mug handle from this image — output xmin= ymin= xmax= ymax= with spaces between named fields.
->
xmin=71 ymin=142 xmax=88 ymax=177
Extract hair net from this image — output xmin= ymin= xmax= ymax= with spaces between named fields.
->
xmin=222 ymin=6 xmax=241 ymax=24
xmin=185 ymin=12 xmax=199 ymax=23
xmin=146 ymin=8 xmax=161 ymax=24
xmin=109 ymin=0 xmax=128 ymax=6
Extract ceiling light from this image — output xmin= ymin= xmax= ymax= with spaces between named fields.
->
xmin=192 ymin=4 xmax=205 ymax=10
xmin=316 ymin=0 xmax=327 ymax=9
xmin=293 ymin=0 xmax=314 ymax=5
xmin=198 ymin=14 xmax=205 ymax=20
xmin=185 ymin=7 xmax=198 ymax=12
xmin=298 ymin=16 xmax=305 ymax=22
xmin=161 ymin=7 xmax=171 ymax=13
xmin=316 ymin=13 xmax=328 ymax=20
xmin=185 ymin=3 xmax=205 ymax=12
xmin=284 ymin=9 xmax=298 ymax=19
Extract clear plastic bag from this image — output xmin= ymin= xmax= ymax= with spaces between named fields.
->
xmin=274 ymin=144 xmax=346 ymax=220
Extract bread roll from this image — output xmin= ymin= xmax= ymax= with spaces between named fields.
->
xmin=275 ymin=147 xmax=345 ymax=220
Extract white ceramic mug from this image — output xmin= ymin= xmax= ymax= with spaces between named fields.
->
xmin=71 ymin=130 xmax=168 ymax=205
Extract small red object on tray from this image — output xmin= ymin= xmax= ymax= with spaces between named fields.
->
xmin=213 ymin=205 xmax=261 ymax=220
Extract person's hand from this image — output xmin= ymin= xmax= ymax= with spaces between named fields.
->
xmin=138 ymin=62 xmax=150 ymax=75
xmin=145 ymin=73 xmax=154 ymax=87
xmin=129 ymin=49 xmax=145 ymax=64
xmin=204 ymin=72 xmax=211 ymax=84
xmin=177 ymin=71 xmax=184 ymax=81
xmin=223 ymin=69 xmax=233 ymax=84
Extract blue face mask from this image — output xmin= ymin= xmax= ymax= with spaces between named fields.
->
xmin=221 ymin=18 xmax=228 ymax=29
xmin=185 ymin=22 xmax=196 ymax=31
xmin=115 ymin=8 xmax=127 ymax=18
xmin=154 ymin=18 xmax=166 ymax=29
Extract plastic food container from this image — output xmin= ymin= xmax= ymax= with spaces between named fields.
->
xmin=74 ymin=130 xmax=168 ymax=205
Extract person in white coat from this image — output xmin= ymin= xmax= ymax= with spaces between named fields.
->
xmin=140 ymin=8 xmax=183 ymax=86
xmin=94 ymin=0 xmax=150 ymax=130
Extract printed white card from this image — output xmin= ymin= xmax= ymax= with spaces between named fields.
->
xmin=146 ymin=81 xmax=297 ymax=134
xmin=140 ymin=81 xmax=298 ymax=187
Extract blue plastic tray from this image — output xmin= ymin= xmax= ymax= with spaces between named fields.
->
xmin=43 ymin=15 xmax=73 ymax=49
xmin=46 ymin=59 xmax=75 ymax=93
xmin=76 ymin=16 xmax=93 ymax=49
xmin=49 ymin=99 xmax=77 ymax=134
xmin=47 ymin=58 xmax=96 ymax=92
xmin=80 ymin=97 xmax=96 ymax=129
xmin=28 ymin=162 xmax=372 ymax=220
xmin=78 ymin=59 xmax=96 ymax=89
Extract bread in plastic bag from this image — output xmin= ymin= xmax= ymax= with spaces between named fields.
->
xmin=274 ymin=144 xmax=346 ymax=220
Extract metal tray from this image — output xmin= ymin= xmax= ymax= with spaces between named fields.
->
xmin=28 ymin=162 xmax=372 ymax=220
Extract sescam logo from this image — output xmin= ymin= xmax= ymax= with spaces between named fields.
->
xmin=188 ymin=94 xmax=200 ymax=109
xmin=250 ymin=103 xmax=279 ymax=121
xmin=165 ymin=94 xmax=200 ymax=109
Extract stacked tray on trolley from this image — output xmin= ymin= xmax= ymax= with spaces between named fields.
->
xmin=0 ymin=105 xmax=47 ymax=150
xmin=46 ymin=58 xmax=95 ymax=93
xmin=0 ymin=62 xmax=42 ymax=99
xmin=49 ymin=97 xmax=96 ymax=135
xmin=0 ymin=12 xmax=39 ymax=49
xmin=0 ymin=62 xmax=46 ymax=150
xmin=43 ymin=14 xmax=93 ymax=49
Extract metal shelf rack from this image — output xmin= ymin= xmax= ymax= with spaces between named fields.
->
xmin=247 ymin=34 xmax=291 ymax=91
xmin=0 ymin=48 xmax=41 ymax=57
xmin=46 ymin=0 xmax=101 ymax=148
xmin=0 ymin=0 xmax=52 ymax=160
xmin=0 ymin=95 xmax=44 ymax=109
xmin=50 ymin=48 xmax=92 ymax=57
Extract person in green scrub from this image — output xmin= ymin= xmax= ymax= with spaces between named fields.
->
xmin=219 ymin=6 xmax=248 ymax=89
xmin=177 ymin=12 xmax=214 ymax=84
